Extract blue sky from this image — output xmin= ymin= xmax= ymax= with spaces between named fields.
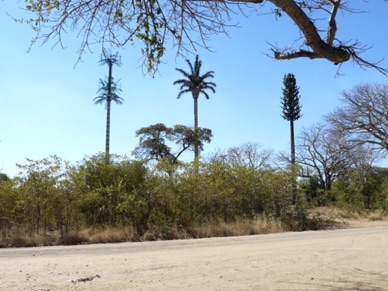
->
xmin=1 ymin=1 xmax=388 ymax=177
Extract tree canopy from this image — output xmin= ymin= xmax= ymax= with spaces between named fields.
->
xmin=18 ymin=0 xmax=388 ymax=74
xmin=132 ymin=123 xmax=212 ymax=165
xmin=174 ymin=55 xmax=216 ymax=101
xmin=0 ymin=173 xmax=10 ymax=183
xmin=325 ymin=83 xmax=388 ymax=154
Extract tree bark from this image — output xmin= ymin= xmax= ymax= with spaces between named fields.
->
xmin=267 ymin=0 xmax=350 ymax=64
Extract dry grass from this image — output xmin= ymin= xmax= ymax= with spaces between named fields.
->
xmin=188 ymin=217 xmax=285 ymax=239
xmin=363 ymin=209 xmax=388 ymax=221
xmin=307 ymin=206 xmax=388 ymax=228
xmin=79 ymin=227 xmax=138 ymax=244
xmin=2 ymin=208 xmax=387 ymax=248
xmin=0 ymin=217 xmax=286 ymax=247
xmin=0 ymin=227 xmax=60 ymax=248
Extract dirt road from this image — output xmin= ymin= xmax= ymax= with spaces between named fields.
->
xmin=1 ymin=226 xmax=388 ymax=290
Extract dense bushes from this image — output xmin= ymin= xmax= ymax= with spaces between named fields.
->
xmin=330 ymin=167 xmax=388 ymax=211
xmin=1 ymin=154 xmax=387 ymax=246
xmin=75 ymin=155 xmax=148 ymax=227
xmin=298 ymin=166 xmax=388 ymax=211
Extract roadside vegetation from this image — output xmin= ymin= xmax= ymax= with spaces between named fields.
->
xmin=1 ymin=151 xmax=387 ymax=248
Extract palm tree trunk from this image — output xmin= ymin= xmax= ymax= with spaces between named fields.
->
xmin=290 ymin=119 xmax=297 ymax=204
xmin=193 ymin=95 xmax=199 ymax=159
xmin=290 ymin=119 xmax=295 ymax=165
xmin=105 ymin=99 xmax=111 ymax=157
xmin=105 ymin=62 xmax=113 ymax=164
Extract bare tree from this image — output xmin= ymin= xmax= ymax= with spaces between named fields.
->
xmin=18 ymin=0 xmax=387 ymax=74
xmin=325 ymin=83 xmax=388 ymax=154
xmin=296 ymin=123 xmax=375 ymax=190
xmin=207 ymin=142 xmax=273 ymax=169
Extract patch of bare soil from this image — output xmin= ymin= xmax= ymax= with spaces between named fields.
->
xmin=1 ymin=221 xmax=388 ymax=290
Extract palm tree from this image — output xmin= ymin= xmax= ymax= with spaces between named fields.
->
xmin=173 ymin=55 xmax=216 ymax=159
xmin=94 ymin=49 xmax=124 ymax=163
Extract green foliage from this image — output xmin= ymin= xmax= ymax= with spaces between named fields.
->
xmin=133 ymin=123 xmax=173 ymax=162
xmin=0 ymin=179 xmax=23 ymax=238
xmin=133 ymin=123 xmax=212 ymax=166
xmin=330 ymin=167 xmax=388 ymax=211
xmin=22 ymin=0 xmax=174 ymax=74
xmin=173 ymin=55 xmax=216 ymax=100
xmin=6 ymin=153 xmax=388 ymax=245
xmin=72 ymin=155 xmax=304 ymax=234
xmin=15 ymin=156 xmax=76 ymax=238
xmin=74 ymin=154 xmax=148 ymax=228
xmin=152 ymin=161 xmax=298 ymax=227
xmin=281 ymin=73 xmax=302 ymax=122
xmin=0 ymin=173 xmax=10 ymax=182
xmin=300 ymin=176 xmax=327 ymax=206
xmin=374 ymin=179 xmax=388 ymax=211
xmin=331 ymin=178 xmax=365 ymax=211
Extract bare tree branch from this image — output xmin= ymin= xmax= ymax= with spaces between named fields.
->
xmin=15 ymin=0 xmax=388 ymax=74
xmin=296 ymin=123 xmax=375 ymax=190
xmin=325 ymin=83 xmax=388 ymax=153
xmin=206 ymin=142 xmax=273 ymax=169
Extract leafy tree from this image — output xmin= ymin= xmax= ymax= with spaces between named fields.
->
xmin=16 ymin=156 xmax=72 ymax=237
xmin=133 ymin=123 xmax=172 ymax=163
xmin=173 ymin=55 xmax=216 ymax=159
xmin=281 ymin=73 xmax=302 ymax=165
xmin=18 ymin=1 xmax=387 ymax=74
xmin=300 ymin=175 xmax=325 ymax=206
xmin=74 ymin=154 xmax=148 ymax=227
xmin=0 ymin=173 xmax=10 ymax=183
xmin=94 ymin=49 xmax=124 ymax=163
xmin=132 ymin=123 xmax=212 ymax=165
xmin=0 ymin=178 xmax=22 ymax=239
xmin=330 ymin=168 xmax=388 ymax=211
xmin=325 ymin=83 xmax=388 ymax=154
xmin=171 ymin=124 xmax=212 ymax=162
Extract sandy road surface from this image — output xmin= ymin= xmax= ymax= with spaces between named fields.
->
xmin=1 ymin=226 xmax=388 ymax=290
